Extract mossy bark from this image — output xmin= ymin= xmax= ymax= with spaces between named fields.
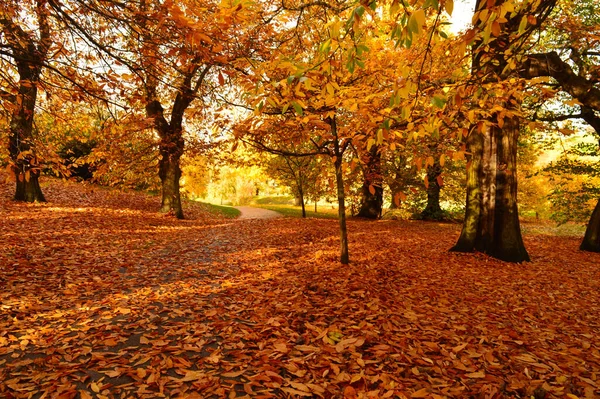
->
xmin=451 ymin=118 xmax=529 ymax=262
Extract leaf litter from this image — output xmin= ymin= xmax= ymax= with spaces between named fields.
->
xmin=0 ymin=178 xmax=599 ymax=398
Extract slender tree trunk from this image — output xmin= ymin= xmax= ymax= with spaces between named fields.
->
xmin=581 ymin=198 xmax=600 ymax=252
xmin=299 ymin=186 xmax=306 ymax=218
xmin=330 ymin=117 xmax=349 ymax=264
xmin=420 ymin=159 xmax=443 ymax=220
xmin=357 ymin=145 xmax=383 ymax=219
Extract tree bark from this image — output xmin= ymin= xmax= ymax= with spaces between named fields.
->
xmin=520 ymin=52 xmax=600 ymax=112
xmin=298 ymin=184 xmax=306 ymax=218
xmin=357 ymin=145 xmax=383 ymax=219
xmin=9 ymin=66 xmax=46 ymax=202
xmin=330 ymin=117 xmax=349 ymax=264
xmin=157 ymin=130 xmax=184 ymax=218
xmin=146 ymin=100 xmax=185 ymax=219
xmin=420 ymin=160 xmax=443 ymax=220
xmin=581 ymin=199 xmax=600 ymax=252
xmin=452 ymin=118 xmax=529 ymax=262
xmin=2 ymin=3 xmax=51 ymax=202
xmin=451 ymin=0 xmax=533 ymax=262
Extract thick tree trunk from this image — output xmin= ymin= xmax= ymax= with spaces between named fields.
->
xmin=451 ymin=118 xmax=529 ymax=262
xmin=147 ymin=99 xmax=185 ymax=219
xmin=420 ymin=160 xmax=443 ymax=220
xmin=158 ymin=134 xmax=184 ymax=219
xmin=357 ymin=145 xmax=383 ymax=219
xmin=581 ymin=198 xmax=600 ymax=252
xmin=451 ymin=0 xmax=530 ymax=262
xmin=10 ymin=65 xmax=45 ymax=202
xmin=451 ymin=129 xmax=483 ymax=251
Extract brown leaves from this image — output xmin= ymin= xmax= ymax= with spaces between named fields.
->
xmin=1 ymin=176 xmax=600 ymax=398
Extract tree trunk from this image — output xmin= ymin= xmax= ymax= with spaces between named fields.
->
xmin=357 ymin=145 xmax=383 ymax=219
xmin=147 ymin=99 xmax=185 ymax=219
xmin=9 ymin=72 xmax=46 ymax=202
xmin=420 ymin=160 xmax=443 ymax=220
xmin=581 ymin=198 xmax=600 ymax=252
xmin=7 ymin=36 xmax=47 ymax=202
xmin=299 ymin=186 xmax=306 ymax=218
xmin=158 ymin=132 xmax=184 ymax=219
xmin=451 ymin=118 xmax=529 ymax=262
xmin=331 ymin=117 xmax=349 ymax=264
xmin=451 ymin=0 xmax=530 ymax=262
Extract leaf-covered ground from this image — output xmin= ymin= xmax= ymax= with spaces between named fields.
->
xmin=1 ymin=178 xmax=599 ymax=399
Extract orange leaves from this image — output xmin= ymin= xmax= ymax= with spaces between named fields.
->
xmin=2 ymin=176 xmax=600 ymax=398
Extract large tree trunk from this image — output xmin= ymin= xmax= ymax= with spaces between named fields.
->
xmin=420 ymin=160 xmax=443 ymax=220
xmin=357 ymin=145 xmax=383 ymax=219
xmin=158 ymin=130 xmax=184 ymax=219
xmin=581 ymin=199 xmax=600 ymax=252
xmin=147 ymin=100 xmax=185 ymax=219
xmin=451 ymin=0 xmax=532 ymax=263
xmin=451 ymin=117 xmax=529 ymax=262
xmin=3 ymin=7 xmax=51 ymax=203
xmin=9 ymin=68 xmax=46 ymax=202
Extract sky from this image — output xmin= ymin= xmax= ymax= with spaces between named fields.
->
xmin=450 ymin=0 xmax=476 ymax=33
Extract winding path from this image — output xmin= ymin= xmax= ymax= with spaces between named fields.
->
xmin=235 ymin=206 xmax=283 ymax=219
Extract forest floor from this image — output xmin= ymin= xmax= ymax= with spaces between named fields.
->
xmin=1 ymin=177 xmax=599 ymax=399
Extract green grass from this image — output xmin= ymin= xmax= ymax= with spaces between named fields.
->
xmin=201 ymin=202 xmax=241 ymax=218
xmin=252 ymin=204 xmax=339 ymax=219
xmin=252 ymin=196 xmax=295 ymax=205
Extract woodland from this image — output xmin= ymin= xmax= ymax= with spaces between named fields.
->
xmin=1 ymin=0 xmax=600 ymax=398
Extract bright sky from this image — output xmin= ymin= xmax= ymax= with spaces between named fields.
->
xmin=450 ymin=0 xmax=476 ymax=33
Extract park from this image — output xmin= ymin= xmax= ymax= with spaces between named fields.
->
xmin=1 ymin=0 xmax=600 ymax=397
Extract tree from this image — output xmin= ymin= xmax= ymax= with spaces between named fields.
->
xmin=266 ymin=151 xmax=323 ymax=218
xmin=451 ymin=0 xmax=557 ymax=262
xmin=54 ymin=0 xmax=273 ymax=218
xmin=356 ymin=144 xmax=383 ymax=219
xmin=518 ymin=0 xmax=600 ymax=251
xmin=1 ymin=0 xmax=52 ymax=201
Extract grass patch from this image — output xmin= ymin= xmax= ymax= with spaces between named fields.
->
xmin=521 ymin=219 xmax=586 ymax=237
xmin=201 ymin=202 xmax=241 ymax=218
xmin=253 ymin=204 xmax=338 ymax=219
xmin=252 ymin=196 xmax=295 ymax=205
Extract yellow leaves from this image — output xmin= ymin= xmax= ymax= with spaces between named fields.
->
xmin=445 ymin=0 xmax=454 ymax=16
xmin=410 ymin=9 xmax=426 ymax=35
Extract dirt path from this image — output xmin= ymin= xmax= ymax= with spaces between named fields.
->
xmin=235 ymin=206 xmax=283 ymax=219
